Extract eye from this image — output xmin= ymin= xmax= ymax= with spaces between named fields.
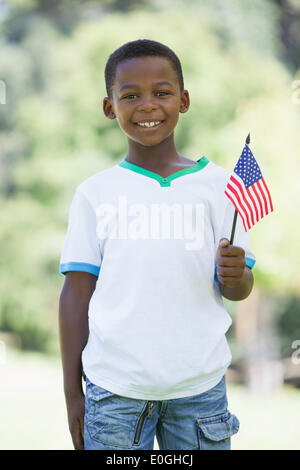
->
xmin=122 ymin=91 xmax=170 ymax=100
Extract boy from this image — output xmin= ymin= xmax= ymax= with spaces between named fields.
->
xmin=59 ymin=39 xmax=255 ymax=451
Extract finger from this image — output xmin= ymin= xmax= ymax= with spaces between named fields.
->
xmin=219 ymin=238 xmax=230 ymax=248
xmin=218 ymin=257 xmax=246 ymax=268
xmin=217 ymin=266 xmax=244 ymax=277
xmin=218 ymin=276 xmax=242 ymax=287
xmin=219 ymin=245 xmax=245 ymax=257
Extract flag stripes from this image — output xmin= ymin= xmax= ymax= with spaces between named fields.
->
xmin=225 ymin=173 xmax=273 ymax=231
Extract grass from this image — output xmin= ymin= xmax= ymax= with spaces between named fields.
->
xmin=0 ymin=346 xmax=299 ymax=450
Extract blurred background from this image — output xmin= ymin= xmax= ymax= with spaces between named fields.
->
xmin=0 ymin=0 xmax=300 ymax=450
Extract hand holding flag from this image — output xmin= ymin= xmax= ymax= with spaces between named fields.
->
xmin=216 ymin=238 xmax=246 ymax=288
xmin=216 ymin=134 xmax=273 ymax=296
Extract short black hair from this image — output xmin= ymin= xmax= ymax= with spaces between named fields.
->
xmin=104 ymin=39 xmax=184 ymax=100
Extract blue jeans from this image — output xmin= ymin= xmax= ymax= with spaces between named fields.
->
xmin=83 ymin=375 xmax=239 ymax=450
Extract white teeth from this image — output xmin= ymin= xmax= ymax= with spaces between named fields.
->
xmin=137 ymin=121 xmax=162 ymax=127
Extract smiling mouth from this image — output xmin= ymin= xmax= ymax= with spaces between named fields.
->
xmin=134 ymin=121 xmax=165 ymax=129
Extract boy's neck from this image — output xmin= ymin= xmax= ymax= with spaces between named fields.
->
xmin=126 ymin=134 xmax=183 ymax=169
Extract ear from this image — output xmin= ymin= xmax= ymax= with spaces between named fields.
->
xmin=103 ymin=97 xmax=115 ymax=119
xmin=179 ymin=90 xmax=190 ymax=114
xmin=179 ymin=90 xmax=190 ymax=113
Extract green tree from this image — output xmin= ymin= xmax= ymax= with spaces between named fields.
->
xmin=0 ymin=5 xmax=299 ymax=354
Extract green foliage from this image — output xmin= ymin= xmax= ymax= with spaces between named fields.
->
xmin=0 ymin=2 xmax=299 ymax=352
xmin=0 ymin=295 xmax=52 ymax=352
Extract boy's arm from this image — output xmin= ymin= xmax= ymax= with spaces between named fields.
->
xmin=59 ymin=271 xmax=97 ymax=449
xmin=59 ymin=271 xmax=96 ymax=395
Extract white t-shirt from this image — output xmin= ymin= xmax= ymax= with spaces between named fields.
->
xmin=59 ymin=156 xmax=256 ymax=400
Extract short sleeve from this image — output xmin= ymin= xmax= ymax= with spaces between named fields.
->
xmin=59 ymin=189 xmax=102 ymax=277
xmin=214 ymin=197 xmax=256 ymax=283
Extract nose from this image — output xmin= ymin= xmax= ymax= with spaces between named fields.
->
xmin=137 ymin=94 xmax=158 ymax=112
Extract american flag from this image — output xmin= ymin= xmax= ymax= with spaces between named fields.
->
xmin=225 ymin=143 xmax=273 ymax=231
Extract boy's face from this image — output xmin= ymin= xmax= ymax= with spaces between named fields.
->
xmin=103 ymin=56 xmax=189 ymax=147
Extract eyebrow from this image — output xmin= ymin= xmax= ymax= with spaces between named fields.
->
xmin=118 ymin=80 xmax=175 ymax=93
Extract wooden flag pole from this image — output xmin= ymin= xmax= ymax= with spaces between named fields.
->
xmin=230 ymin=210 xmax=238 ymax=245
xmin=229 ymin=133 xmax=250 ymax=245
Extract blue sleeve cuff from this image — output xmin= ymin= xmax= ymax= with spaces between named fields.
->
xmin=59 ymin=262 xmax=100 ymax=277
xmin=214 ymin=257 xmax=256 ymax=282
xmin=245 ymin=257 xmax=256 ymax=269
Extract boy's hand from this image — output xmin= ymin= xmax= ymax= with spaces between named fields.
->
xmin=65 ymin=391 xmax=85 ymax=450
xmin=216 ymin=238 xmax=246 ymax=287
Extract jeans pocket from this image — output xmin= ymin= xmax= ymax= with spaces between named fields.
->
xmin=86 ymin=377 xmax=115 ymax=401
xmin=85 ymin=378 xmax=145 ymax=449
xmin=196 ymin=410 xmax=239 ymax=450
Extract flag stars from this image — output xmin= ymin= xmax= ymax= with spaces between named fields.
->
xmin=233 ymin=145 xmax=263 ymax=188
